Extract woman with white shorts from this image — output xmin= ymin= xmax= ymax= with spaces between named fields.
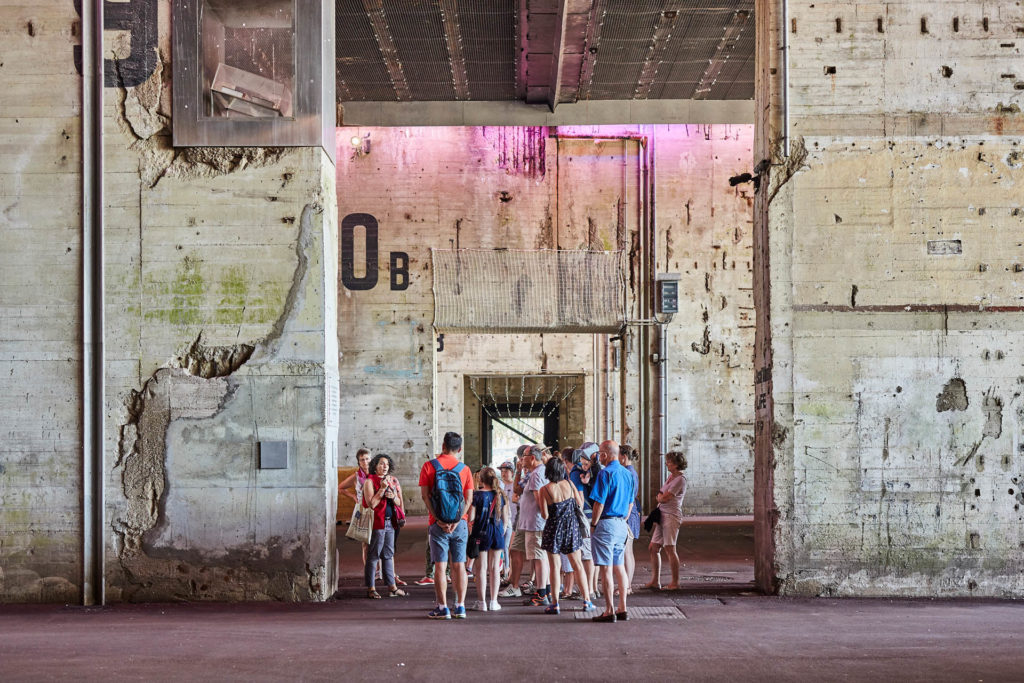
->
xmin=644 ymin=451 xmax=688 ymax=590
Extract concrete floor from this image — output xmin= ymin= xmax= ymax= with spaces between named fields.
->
xmin=2 ymin=518 xmax=1023 ymax=682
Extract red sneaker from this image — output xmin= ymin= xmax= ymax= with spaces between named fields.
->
xmin=414 ymin=576 xmax=434 ymax=586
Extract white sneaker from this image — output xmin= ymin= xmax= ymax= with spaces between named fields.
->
xmin=498 ymin=585 xmax=522 ymax=597
xmin=471 ymin=600 xmax=489 ymax=612
xmin=489 ymin=600 xmax=502 ymax=611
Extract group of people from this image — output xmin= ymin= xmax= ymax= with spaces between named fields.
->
xmin=340 ymin=432 xmax=688 ymax=622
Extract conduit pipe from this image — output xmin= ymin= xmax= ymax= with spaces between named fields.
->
xmin=648 ymin=133 xmax=667 ymax=491
xmin=782 ymin=0 xmax=790 ymax=157
xmin=592 ymin=334 xmax=600 ymax=438
xmin=81 ymin=0 xmax=105 ymax=606
xmin=636 ymin=136 xmax=652 ymax=511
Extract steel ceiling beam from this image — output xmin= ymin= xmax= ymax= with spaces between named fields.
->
xmin=576 ymin=0 xmax=606 ymax=101
xmin=693 ymin=6 xmax=752 ymax=100
xmin=546 ymin=0 xmax=569 ymax=111
xmin=360 ymin=0 xmax=410 ymax=100
xmin=341 ymin=98 xmax=755 ymax=126
xmin=438 ymin=0 xmax=471 ymax=100
xmin=516 ymin=0 xmax=528 ymax=100
xmin=634 ymin=4 xmax=685 ymax=100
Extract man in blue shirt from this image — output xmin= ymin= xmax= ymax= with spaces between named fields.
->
xmin=588 ymin=440 xmax=634 ymax=622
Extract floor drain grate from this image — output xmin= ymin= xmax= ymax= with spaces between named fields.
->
xmin=575 ymin=606 xmax=686 ymax=620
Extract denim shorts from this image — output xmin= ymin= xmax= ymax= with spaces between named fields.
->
xmin=429 ymin=519 xmax=468 ymax=564
xmin=591 ymin=517 xmax=628 ymax=566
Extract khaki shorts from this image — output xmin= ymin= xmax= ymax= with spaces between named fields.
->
xmin=509 ymin=529 xmax=526 ymax=552
xmin=524 ymin=530 xmax=546 ymax=560
xmin=651 ymin=514 xmax=682 ymax=547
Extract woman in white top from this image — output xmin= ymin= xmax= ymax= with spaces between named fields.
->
xmin=643 ymin=451 xmax=688 ymax=590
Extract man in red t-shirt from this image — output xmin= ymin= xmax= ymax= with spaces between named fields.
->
xmin=419 ymin=431 xmax=474 ymax=619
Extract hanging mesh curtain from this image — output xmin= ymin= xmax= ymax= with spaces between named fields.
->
xmin=431 ymin=249 xmax=627 ymax=333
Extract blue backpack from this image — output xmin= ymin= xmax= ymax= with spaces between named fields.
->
xmin=430 ymin=458 xmax=466 ymax=524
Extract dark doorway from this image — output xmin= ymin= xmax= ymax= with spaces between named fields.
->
xmin=481 ymin=402 xmax=560 ymax=467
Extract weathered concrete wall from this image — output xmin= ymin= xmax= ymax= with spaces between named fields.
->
xmin=0 ymin=2 xmax=83 ymax=603
xmin=0 ymin=1 xmax=337 ymax=602
xmin=762 ymin=0 xmax=1024 ymax=595
xmin=336 ymin=125 xmax=754 ymax=515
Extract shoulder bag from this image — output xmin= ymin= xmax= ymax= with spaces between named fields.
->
xmin=574 ymin=498 xmax=591 ymax=539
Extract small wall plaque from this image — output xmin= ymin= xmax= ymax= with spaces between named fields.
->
xmin=927 ymin=239 xmax=962 ymax=255
xmin=259 ymin=441 xmax=290 ymax=469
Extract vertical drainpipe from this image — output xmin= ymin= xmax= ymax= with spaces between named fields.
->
xmin=81 ymin=0 xmax=105 ymax=606
xmin=637 ymin=137 xmax=650 ymax=511
xmin=782 ymin=0 xmax=791 ymax=157
xmin=649 ymin=134 xmax=666 ymax=489
xmin=592 ymin=334 xmax=600 ymax=437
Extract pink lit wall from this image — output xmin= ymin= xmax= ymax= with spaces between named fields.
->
xmin=334 ymin=124 xmax=756 ymax=514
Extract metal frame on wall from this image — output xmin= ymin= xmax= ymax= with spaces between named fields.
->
xmin=171 ymin=0 xmax=334 ymax=152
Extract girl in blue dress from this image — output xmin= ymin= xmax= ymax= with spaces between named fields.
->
xmin=468 ymin=467 xmax=509 ymax=611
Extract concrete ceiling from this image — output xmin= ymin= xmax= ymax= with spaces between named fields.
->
xmin=335 ymin=0 xmax=755 ymax=110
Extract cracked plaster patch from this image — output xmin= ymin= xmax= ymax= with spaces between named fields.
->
xmin=112 ymin=199 xmax=326 ymax=601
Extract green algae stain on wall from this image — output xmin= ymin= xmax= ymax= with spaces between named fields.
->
xmin=142 ymin=254 xmax=205 ymax=324
xmin=216 ymin=266 xmax=249 ymax=325
xmin=144 ymin=255 xmax=287 ymax=326
xmin=168 ymin=255 xmax=206 ymax=325
xmin=216 ymin=267 xmax=285 ymax=325
xmin=144 ymin=255 xmax=206 ymax=325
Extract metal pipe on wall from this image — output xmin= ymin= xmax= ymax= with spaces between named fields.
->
xmin=636 ymin=137 xmax=652 ymax=511
xmin=657 ymin=322 xmax=667 ymax=482
xmin=602 ymin=335 xmax=611 ymax=438
xmin=782 ymin=0 xmax=790 ymax=157
xmin=648 ymin=133 xmax=667 ymax=491
xmin=81 ymin=0 xmax=105 ymax=606
xmin=592 ymin=333 xmax=600 ymax=439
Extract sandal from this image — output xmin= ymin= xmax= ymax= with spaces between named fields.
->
xmin=367 ymin=589 xmax=382 ymax=599
xmin=394 ymin=576 xmax=408 ymax=586
xmin=388 ymin=587 xmax=407 ymax=597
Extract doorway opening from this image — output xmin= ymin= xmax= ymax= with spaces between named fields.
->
xmin=460 ymin=372 xmax=585 ymax=472
xmin=483 ymin=408 xmax=554 ymax=466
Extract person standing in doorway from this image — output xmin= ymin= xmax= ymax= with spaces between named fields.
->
xmin=538 ymin=456 xmax=595 ymax=614
xmin=577 ymin=441 xmax=602 ymax=597
xmin=518 ymin=445 xmax=552 ymax=606
xmin=497 ymin=460 xmax=518 ymax=584
xmin=644 ymin=450 xmax=688 ymax=590
xmin=467 ymin=466 xmax=509 ymax=611
xmin=419 ymin=432 xmax=474 ymax=619
xmin=499 ymin=445 xmax=531 ymax=598
xmin=588 ymin=440 xmax=634 ymax=622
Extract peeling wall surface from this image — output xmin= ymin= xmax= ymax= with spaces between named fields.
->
xmin=0 ymin=0 xmax=337 ymax=602
xmin=764 ymin=1 xmax=1024 ymax=596
xmin=336 ymin=125 xmax=755 ymax=514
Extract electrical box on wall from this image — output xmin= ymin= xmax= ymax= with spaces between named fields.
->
xmin=259 ymin=441 xmax=290 ymax=469
xmin=656 ymin=273 xmax=681 ymax=315
xmin=172 ymin=0 xmax=335 ymax=154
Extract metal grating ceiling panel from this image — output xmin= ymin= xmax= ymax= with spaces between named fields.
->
xmin=588 ymin=1 xmax=666 ymax=99
xmin=334 ymin=0 xmax=754 ymax=104
xmin=382 ymin=0 xmax=456 ymax=100
xmin=336 ymin=0 xmax=399 ymax=101
xmin=460 ymin=1 xmax=518 ymax=100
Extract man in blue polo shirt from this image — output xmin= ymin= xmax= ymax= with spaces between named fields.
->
xmin=588 ymin=440 xmax=635 ymax=622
